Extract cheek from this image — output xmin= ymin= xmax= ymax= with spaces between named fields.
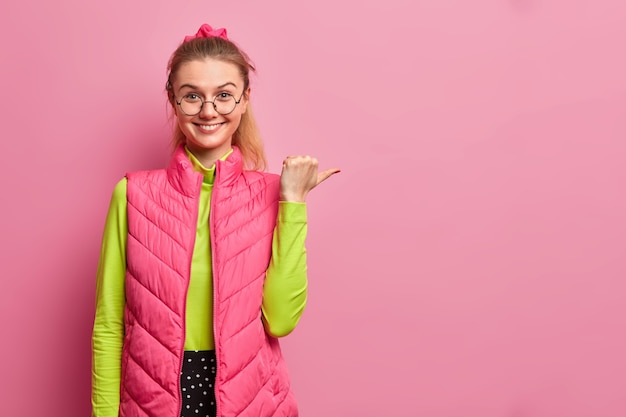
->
xmin=175 ymin=113 xmax=184 ymax=127
xmin=230 ymin=114 xmax=244 ymax=130
xmin=176 ymin=114 xmax=192 ymax=136
xmin=175 ymin=109 xmax=191 ymax=126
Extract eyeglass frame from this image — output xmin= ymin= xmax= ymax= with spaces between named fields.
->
xmin=175 ymin=91 xmax=246 ymax=116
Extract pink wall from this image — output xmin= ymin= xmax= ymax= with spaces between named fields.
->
xmin=1 ymin=1 xmax=625 ymax=416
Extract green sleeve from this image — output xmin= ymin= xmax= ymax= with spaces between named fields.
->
xmin=92 ymin=179 xmax=127 ymax=417
xmin=261 ymin=202 xmax=308 ymax=337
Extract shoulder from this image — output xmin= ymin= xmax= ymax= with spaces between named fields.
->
xmin=126 ymin=169 xmax=169 ymax=191
xmin=104 ymin=178 xmax=128 ymax=216
xmin=126 ymin=168 xmax=167 ymax=182
xmin=124 ymin=169 xmax=174 ymax=204
xmin=110 ymin=178 xmax=127 ymax=203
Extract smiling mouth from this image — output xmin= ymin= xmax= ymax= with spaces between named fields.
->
xmin=195 ymin=122 xmax=225 ymax=131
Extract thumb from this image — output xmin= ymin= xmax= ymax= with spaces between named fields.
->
xmin=316 ymin=168 xmax=341 ymax=186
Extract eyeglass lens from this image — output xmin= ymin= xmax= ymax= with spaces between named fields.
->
xmin=179 ymin=94 xmax=237 ymax=116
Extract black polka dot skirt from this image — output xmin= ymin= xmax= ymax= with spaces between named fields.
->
xmin=180 ymin=350 xmax=217 ymax=417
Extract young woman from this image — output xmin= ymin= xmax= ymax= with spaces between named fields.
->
xmin=92 ymin=24 xmax=338 ymax=417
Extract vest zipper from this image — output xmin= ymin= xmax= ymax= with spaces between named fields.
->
xmin=177 ymin=176 xmax=202 ymax=417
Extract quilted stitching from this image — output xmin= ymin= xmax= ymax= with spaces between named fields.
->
xmin=119 ymin=146 xmax=298 ymax=417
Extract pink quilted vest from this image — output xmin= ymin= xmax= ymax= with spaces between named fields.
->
xmin=120 ymin=146 xmax=298 ymax=417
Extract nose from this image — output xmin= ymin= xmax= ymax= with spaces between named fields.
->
xmin=199 ymin=100 xmax=218 ymax=117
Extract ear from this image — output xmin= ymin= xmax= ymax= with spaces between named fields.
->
xmin=167 ymin=91 xmax=177 ymax=110
xmin=169 ymin=100 xmax=181 ymax=120
xmin=241 ymin=87 xmax=251 ymax=114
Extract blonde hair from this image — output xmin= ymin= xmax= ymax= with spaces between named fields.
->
xmin=165 ymin=37 xmax=266 ymax=171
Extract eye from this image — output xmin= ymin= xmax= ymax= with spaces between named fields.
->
xmin=215 ymin=92 xmax=234 ymax=101
xmin=183 ymin=93 xmax=202 ymax=102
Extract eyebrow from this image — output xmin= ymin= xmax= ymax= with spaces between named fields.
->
xmin=178 ymin=82 xmax=238 ymax=93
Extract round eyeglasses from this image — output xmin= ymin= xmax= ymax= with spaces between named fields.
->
xmin=175 ymin=92 xmax=244 ymax=116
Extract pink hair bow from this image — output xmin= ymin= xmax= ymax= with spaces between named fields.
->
xmin=184 ymin=24 xmax=228 ymax=42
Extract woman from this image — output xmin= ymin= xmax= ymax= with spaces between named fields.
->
xmin=92 ymin=24 xmax=338 ymax=417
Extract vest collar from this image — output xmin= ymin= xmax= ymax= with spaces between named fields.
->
xmin=167 ymin=144 xmax=243 ymax=196
xmin=215 ymin=146 xmax=243 ymax=187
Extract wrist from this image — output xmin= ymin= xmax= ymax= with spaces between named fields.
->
xmin=279 ymin=191 xmax=306 ymax=202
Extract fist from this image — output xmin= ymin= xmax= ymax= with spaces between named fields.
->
xmin=279 ymin=155 xmax=340 ymax=202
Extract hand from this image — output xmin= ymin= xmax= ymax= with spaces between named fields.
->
xmin=279 ymin=155 xmax=340 ymax=202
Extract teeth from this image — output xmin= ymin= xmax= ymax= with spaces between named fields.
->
xmin=198 ymin=123 xmax=222 ymax=131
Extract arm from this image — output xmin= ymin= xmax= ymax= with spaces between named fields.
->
xmin=92 ymin=179 xmax=127 ymax=417
xmin=261 ymin=202 xmax=308 ymax=337
xmin=261 ymin=155 xmax=339 ymax=337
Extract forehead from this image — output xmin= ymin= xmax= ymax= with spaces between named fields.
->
xmin=173 ymin=58 xmax=242 ymax=90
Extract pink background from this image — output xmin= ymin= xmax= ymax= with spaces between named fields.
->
xmin=1 ymin=1 xmax=625 ymax=416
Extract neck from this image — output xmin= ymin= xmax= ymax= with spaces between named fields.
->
xmin=185 ymin=144 xmax=232 ymax=169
